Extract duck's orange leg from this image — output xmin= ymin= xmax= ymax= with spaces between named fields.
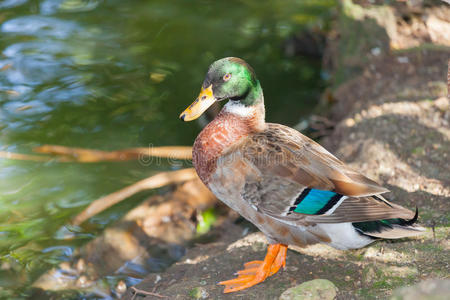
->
xmin=218 ymin=243 xmax=288 ymax=293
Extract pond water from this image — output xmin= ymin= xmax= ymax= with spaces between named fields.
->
xmin=0 ymin=0 xmax=335 ymax=298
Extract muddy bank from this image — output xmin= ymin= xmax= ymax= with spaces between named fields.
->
xmin=31 ymin=178 xmax=218 ymax=298
xmin=121 ymin=1 xmax=449 ymax=299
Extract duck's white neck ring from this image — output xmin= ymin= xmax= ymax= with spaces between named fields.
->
xmin=223 ymin=101 xmax=256 ymax=117
xmin=222 ymin=99 xmax=266 ymax=131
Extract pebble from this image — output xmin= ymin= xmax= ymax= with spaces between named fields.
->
xmin=371 ymin=47 xmax=381 ymax=56
xmin=154 ymin=274 xmax=162 ymax=284
xmin=76 ymin=275 xmax=89 ymax=288
xmin=76 ymin=258 xmax=86 ymax=273
xmin=279 ymin=279 xmax=338 ymax=300
xmin=189 ymin=287 xmax=209 ymax=299
xmin=115 ymin=280 xmax=127 ymax=294
xmin=397 ymin=56 xmax=409 ymax=64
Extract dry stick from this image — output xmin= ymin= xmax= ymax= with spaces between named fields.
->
xmin=130 ymin=287 xmax=168 ymax=299
xmin=34 ymin=145 xmax=193 ymax=162
xmin=72 ymin=168 xmax=198 ymax=225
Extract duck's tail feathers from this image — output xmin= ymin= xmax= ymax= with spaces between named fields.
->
xmin=352 ymin=207 xmax=426 ymax=239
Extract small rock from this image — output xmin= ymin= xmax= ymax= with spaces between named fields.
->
xmin=397 ymin=56 xmax=409 ymax=64
xmin=76 ymin=258 xmax=86 ymax=273
xmin=434 ymin=97 xmax=449 ymax=112
xmin=189 ymin=287 xmax=209 ymax=299
xmin=76 ymin=275 xmax=90 ymax=288
xmin=371 ymin=47 xmax=381 ymax=56
xmin=59 ymin=262 xmax=72 ymax=272
xmin=391 ymin=279 xmax=450 ymax=300
xmin=426 ymin=15 xmax=450 ymax=46
xmin=115 ymin=280 xmax=127 ymax=295
xmin=344 ymin=118 xmax=355 ymax=127
xmin=154 ymin=274 xmax=161 ymax=284
xmin=279 ymin=279 xmax=338 ymax=300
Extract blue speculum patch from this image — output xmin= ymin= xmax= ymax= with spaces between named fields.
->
xmin=293 ymin=189 xmax=339 ymax=214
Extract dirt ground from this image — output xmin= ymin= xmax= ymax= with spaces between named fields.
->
xmin=122 ymin=1 xmax=449 ymax=299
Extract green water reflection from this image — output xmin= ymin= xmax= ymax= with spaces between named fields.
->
xmin=0 ymin=0 xmax=335 ymax=297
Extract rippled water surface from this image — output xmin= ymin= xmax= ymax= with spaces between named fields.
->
xmin=0 ymin=0 xmax=335 ymax=298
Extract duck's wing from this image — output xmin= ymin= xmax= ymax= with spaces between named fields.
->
xmin=237 ymin=123 xmax=415 ymax=224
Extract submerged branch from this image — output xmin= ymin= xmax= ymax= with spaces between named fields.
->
xmin=72 ymin=168 xmax=198 ymax=225
xmin=34 ymin=145 xmax=193 ymax=162
xmin=1 ymin=145 xmax=192 ymax=163
xmin=0 ymin=151 xmax=68 ymax=162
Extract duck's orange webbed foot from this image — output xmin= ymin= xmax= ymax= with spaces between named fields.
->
xmin=218 ymin=243 xmax=288 ymax=293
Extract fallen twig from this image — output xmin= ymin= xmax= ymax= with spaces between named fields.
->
xmin=130 ymin=286 xmax=168 ymax=299
xmin=72 ymin=168 xmax=198 ymax=225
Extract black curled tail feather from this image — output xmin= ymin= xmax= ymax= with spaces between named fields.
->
xmin=352 ymin=207 xmax=424 ymax=239
xmin=402 ymin=206 xmax=419 ymax=226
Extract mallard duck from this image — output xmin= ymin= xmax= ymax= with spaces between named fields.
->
xmin=179 ymin=57 xmax=424 ymax=293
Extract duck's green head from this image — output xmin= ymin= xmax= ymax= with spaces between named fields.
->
xmin=180 ymin=57 xmax=263 ymax=121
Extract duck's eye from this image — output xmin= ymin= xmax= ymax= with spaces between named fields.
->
xmin=223 ymin=73 xmax=232 ymax=81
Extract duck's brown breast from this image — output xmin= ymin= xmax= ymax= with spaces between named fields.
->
xmin=192 ymin=111 xmax=258 ymax=184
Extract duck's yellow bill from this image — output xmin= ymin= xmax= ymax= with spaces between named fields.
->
xmin=180 ymin=84 xmax=216 ymax=121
